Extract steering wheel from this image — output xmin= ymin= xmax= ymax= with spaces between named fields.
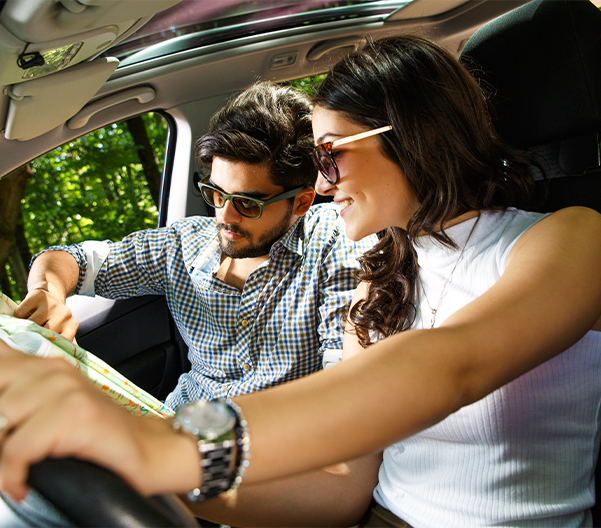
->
xmin=27 ymin=457 xmax=200 ymax=527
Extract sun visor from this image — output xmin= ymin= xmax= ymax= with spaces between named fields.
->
xmin=3 ymin=56 xmax=118 ymax=141
xmin=0 ymin=0 xmax=182 ymax=43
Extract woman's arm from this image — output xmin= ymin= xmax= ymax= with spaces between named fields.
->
xmin=0 ymin=349 xmax=201 ymax=500
xmin=236 ymin=206 xmax=601 ymax=483
xmin=1 ymin=207 xmax=601 ymax=502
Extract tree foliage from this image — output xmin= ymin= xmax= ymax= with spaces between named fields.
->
xmin=3 ymin=113 xmax=167 ymax=301
xmin=285 ymin=74 xmax=326 ymax=97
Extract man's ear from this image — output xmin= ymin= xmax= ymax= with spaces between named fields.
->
xmin=293 ymin=188 xmax=316 ymax=217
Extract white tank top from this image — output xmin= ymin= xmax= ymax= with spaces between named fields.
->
xmin=374 ymin=208 xmax=601 ymax=527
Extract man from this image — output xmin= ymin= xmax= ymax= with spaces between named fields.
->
xmin=15 ymin=81 xmax=375 ymax=409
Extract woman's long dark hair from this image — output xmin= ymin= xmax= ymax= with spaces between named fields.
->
xmin=313 ymin=35 xmax=539 ymax=347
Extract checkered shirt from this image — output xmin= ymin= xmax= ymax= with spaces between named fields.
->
xmin=40 ymin=204 xmax=374 ymax=407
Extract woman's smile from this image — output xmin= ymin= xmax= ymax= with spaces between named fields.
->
xmin=312 ymin=105 xmax=420 ymax=240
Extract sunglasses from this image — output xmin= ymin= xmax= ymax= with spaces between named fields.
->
xmin=312 ymin=125 xmax=393 ymax=185
xmin=193 ymin=173 xmax=304 ymax=219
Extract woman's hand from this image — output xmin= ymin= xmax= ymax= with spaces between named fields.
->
xmin=0 ymin=342 xmax=200 ymax=501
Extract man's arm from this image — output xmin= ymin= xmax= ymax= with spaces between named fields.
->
xmin=317 ymin=221 xmax=376 ymax=368
xmin=14 ymin=251 xmax=80 ymax=340
xmin=14 ymin=222 xmax=178 ymax=339
xmin=187 ymin=453 xmax=381 ymax=527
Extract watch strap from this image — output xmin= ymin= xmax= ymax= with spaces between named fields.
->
xmin=188 ymin=437 xmax=236 ymax=502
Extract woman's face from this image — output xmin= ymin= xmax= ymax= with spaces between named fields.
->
xmin=312 ymin=105 xmax=420 ymax=241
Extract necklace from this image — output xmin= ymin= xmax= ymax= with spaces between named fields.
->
xmin=419 ymin=214 xmax=481 ymax=329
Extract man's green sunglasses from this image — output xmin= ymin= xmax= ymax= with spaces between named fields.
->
xmin=193 ymin=172 xmax=304 ymax=219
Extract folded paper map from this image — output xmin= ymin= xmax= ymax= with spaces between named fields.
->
xmin=0 ymin=292 xmax=174 ymax=419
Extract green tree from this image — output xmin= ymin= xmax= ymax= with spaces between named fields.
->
xmin=2 ymin=112 xmax=168 ymax=301
xmin=285 ymin=74 xmax=326 ymax=97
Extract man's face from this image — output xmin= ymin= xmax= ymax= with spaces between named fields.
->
xmin=210 ymin=157 xmax=297 ymax=259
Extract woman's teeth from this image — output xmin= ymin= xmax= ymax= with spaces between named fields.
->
xmin=342 ymin=199 xmax=354 ymax=208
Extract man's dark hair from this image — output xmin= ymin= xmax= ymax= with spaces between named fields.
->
xmin=195 ymin=81 xmax=316 ymax=189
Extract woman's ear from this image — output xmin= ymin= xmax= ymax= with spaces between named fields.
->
xmin=293 ymin=188 xmax=316 ymax=216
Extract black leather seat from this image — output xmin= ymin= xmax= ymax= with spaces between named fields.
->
xmin=460 ymin=0 xmax=601 ymax=524
xmin=460 ymin=0 xmax=601 ymax=213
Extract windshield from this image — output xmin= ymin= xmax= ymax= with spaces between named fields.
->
xmin=110 ymin=0 xmax=414 ymax=64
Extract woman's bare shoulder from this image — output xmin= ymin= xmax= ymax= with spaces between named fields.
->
xmin=508 ymin=206 xmax=601 ymax=263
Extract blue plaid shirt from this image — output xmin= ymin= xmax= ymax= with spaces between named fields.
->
xmin=43 ymin=204 xmax=374 ymax=407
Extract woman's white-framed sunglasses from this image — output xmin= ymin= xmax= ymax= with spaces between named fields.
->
xmin=312 ymin=125 xmax=393 ymax=185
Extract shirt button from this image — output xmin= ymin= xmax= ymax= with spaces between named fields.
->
xmin=240 ymin=319 xmax=249 ymax=327
xmin=243 ymin=363 xmax=251 ymax=371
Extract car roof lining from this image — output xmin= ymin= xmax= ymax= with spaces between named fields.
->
xmin=0 ymin=0 xmax=532 ymax=177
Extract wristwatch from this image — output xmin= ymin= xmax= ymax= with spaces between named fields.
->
xmin=172 ymin=399 xmax=236 ymax=501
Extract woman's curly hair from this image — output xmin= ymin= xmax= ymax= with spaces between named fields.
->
xmin=313 ymin=36 xmax=540 ymax=347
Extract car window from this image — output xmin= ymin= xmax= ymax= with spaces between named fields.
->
xmin=0 ymin=112 xmax=169 ymax=303
xmin=110 ymin=1 xmax=414 ymax=64
xmin=286 ymin=74 xmax=327 ymax=97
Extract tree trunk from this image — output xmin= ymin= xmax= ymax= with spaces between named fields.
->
xmin=126 ymin=116 xmax=161 ymax=207
xmin=8 ymin=246 xmax=28 ymax=300
xmin=0 ymin=164 xmax=33 ymax=298
xmin=0 ymin=267 xmax=12 ymax=300
xmin=15 ymin=215 xmax=32 ymax=269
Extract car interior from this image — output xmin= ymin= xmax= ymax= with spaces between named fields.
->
xmin=0 ymin=0 xmax=600 ymax=525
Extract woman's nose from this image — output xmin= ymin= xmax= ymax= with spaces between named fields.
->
xmin=315 ymin=173 xmax=335 ymax=196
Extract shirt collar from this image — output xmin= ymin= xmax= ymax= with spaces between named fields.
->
xmin=269 ymin=216 xmax=305 ymax=258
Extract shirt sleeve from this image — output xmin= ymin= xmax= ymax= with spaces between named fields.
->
xmin=31 ymin=225 xmax=182 ymax=299
xmin=92 ymin=226 xmax=180 ymax=299
xmin=79 ymin=241 xmax=111 ymax=295
xmin=315 ymin=220 xmax=376 ymax=368
xmin=31 ymin=243 xmax=91 ymax=295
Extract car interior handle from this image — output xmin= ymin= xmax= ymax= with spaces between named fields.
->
xmin=306 ymin=37 xmax=365 ymax=61
xmin=67 ymin=86 xmax=156 ymax=130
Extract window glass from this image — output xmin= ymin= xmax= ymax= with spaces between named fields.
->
xmin=111 ymin=1 xmax=414 ymax=63
xmin=286 ymin=74 xmax=327 ymax=97
xmin=0 ymin=112 xmax=169 ymax=302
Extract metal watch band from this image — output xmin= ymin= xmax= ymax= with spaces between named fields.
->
xmin=188 ymin=437 xmax=236 ymax=502
xmin=175 ymin=399 xmax=250 ymax=502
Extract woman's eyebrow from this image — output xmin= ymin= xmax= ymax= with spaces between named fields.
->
xmin=208 ymin=178 xmax=270 ymax=199
xmin=315 ymin=132 xmax=343 ymax=145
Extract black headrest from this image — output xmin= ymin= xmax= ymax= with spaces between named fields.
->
xmin=460 ymin=0 xmax=601 ymax=148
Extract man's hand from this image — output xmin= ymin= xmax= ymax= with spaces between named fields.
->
xmin=14 ymin=288 xmax=79 ymax=342
xmin=15 ymin=250 xmax=81 ymax=342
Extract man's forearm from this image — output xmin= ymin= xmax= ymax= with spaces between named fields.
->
xmin=28 ymin=250 xmax=80 ymax=302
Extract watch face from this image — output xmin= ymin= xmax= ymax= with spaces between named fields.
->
xmin=176 ymin=400 xmax=235 ymax=441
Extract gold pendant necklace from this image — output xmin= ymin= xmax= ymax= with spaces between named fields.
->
xmin=419 ymin=214 xmax=481 ymax=329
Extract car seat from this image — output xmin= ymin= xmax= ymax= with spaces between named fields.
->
xmin=460 ymin=0 xmax=601 ymax=213
xmin=459 ymin=0 xmax=601 ymax=523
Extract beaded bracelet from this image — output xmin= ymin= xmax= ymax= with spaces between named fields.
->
xmin=225 ymin=398 xmax=251 ymax=493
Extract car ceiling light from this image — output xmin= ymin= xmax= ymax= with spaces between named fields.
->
xmin=20 ymin=42 xmax=83 ymax=79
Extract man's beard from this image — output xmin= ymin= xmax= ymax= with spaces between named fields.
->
xmin=217 ymin=206 xmax=294 ymax=259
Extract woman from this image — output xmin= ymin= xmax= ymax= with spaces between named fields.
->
xmin=1 ymin=36 xmax=601 ymax=527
